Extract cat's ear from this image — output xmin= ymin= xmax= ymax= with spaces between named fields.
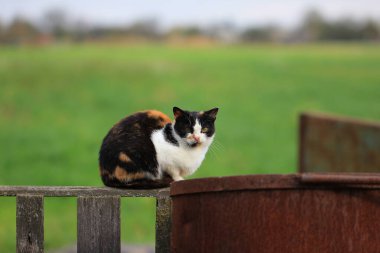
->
xmin=173 ymin=107 xmax=185 ymax=119
xmin=204 ymin=108 xmax=219 ymax=119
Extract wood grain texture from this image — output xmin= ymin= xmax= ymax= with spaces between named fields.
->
xmin=77 ymin=196 xmax=120 ymax=253
xmin=0 ymin=186 xmax=170 ymax=197
xmin=155 ymin=195 xmax=172 ymax=253
xmin=16 ymin=195 xmax=44 ymax=253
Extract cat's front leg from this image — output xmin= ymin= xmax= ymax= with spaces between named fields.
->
xmin=164 ymin=167 xmax=184 ymax=181
xmin=173 ymin=175 xmax=184 ymax=181
xmin=171 ymin=170 xmax=184 ymax=181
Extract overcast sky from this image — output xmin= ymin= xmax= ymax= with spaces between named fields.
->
xmin=1 ymin=0 xmax=380 ymax=28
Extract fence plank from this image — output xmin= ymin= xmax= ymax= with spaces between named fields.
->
xmin=0 ymin=186 xmax=169 ymax=197
xmin=16 ymin=195 xmax=44 ymax=253
xmin=77 ymin=196 xmax=120 ymax=253
xmin=156 ymin=195 xmax=172 ymax=253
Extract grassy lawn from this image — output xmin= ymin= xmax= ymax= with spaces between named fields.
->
xmin=0 ymin=43 xmax=380 ymax=252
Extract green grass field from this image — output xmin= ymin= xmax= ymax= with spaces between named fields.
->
xmin=1 ymin=43 xmax=380 ymax=252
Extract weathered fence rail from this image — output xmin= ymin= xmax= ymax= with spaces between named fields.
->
xmin=0 ymin=186 xmax=171 ymax=253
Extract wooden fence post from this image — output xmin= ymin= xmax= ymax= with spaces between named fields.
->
xmin=156 ymin=195 xmax=172 ymax=253
xmin=16 ymin=195 xmax=44 ymax=253
xmin=77 ymin=196 xmax=120 ymax=253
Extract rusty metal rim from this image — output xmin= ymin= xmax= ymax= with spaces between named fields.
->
xmin=170 ymin=173 xmax=380 ymax=197
xmin=299 ymin=111 xmax=380 ymax=129
xmin=300 ymin=172 xmax=380 ymax=184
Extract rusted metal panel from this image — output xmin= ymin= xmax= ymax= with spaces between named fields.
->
xmin=170 ymin=174 xmax=380 ymax=197
xmin=16 ymin=195 xmax=44 ymax=253
xmin=171 ymin=175 xmax=380 ymax=253
xmin=299 ymin=112 xmax=380 ymax=173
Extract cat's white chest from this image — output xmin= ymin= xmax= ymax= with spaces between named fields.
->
xmin=151 ymin=129 xmax=211 ymax=179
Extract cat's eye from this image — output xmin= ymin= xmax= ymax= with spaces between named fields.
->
xmin=201 ymin=127 xmax=208 ymax=133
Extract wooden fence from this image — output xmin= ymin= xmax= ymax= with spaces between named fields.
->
xmin=0 ymin=186 xmax=171 ymax=253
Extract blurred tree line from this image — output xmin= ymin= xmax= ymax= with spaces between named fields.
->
xmin=0 ymin=9 xmax=379 ymax=45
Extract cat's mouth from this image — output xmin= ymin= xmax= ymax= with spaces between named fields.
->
xmin=186 ymin=134 xmax=202 ymax=147
xmin=187 ymin=140 xmax=201 ymax=147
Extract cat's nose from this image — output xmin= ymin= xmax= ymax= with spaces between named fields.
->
xmin=193 ymin=135 xmax=200 ymax=142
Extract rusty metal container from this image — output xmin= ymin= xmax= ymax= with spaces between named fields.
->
xmin=170 ymin=174 xmax=380 ymax=253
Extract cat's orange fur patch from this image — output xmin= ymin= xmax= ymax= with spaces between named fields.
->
xmin=119 ymin=152 xmax=131 ymax=163
xmin=114 ymin=166 xmax=127 ymax=180
xmin=145 ymin=110 xmax=171 ymax=126
xmin=114 ymin=166 xmax=145 ymax=182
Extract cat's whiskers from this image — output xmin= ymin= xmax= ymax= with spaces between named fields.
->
xmin=211 ymin=139 xmax=225 ymax=152
xmin=208 ymin=145 xmax=218 ymax=157
xmin=207 ymin=139 xmax=224 ymax=159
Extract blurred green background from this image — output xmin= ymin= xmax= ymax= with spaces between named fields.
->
xmin=1 ymin=43 xmax=380 ymax=252
xmin=1 ymin=1 xmax=380 ymax=252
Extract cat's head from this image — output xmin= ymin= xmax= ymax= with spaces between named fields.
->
xmin=173 ymin=106 xmax=219 ymax=147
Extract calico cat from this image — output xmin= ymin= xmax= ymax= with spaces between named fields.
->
xmin=99 ymin=107 xmax=218 ymax=188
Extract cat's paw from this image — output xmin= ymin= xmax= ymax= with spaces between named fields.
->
xmin=173 ymin=175 xmax=184 ymax=181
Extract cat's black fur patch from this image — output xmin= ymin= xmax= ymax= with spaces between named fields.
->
xmin=99 ymin=111 xmax=170 ymax=187
xmin=174 ymin=115 xmax=195 ymax=138
xmin=198 ymin=109 xmax=218 ymax=137
xmin=163 ymin=123 xmax=179 ymax=146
